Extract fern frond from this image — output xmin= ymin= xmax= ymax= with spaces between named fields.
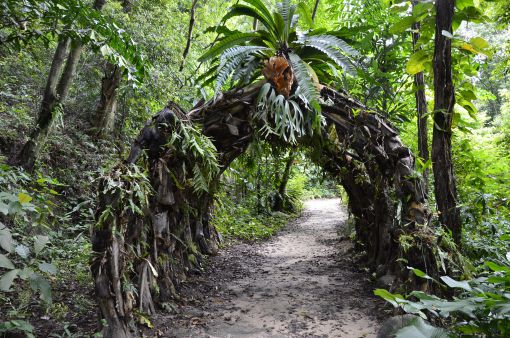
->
xmin=215 ymin=46 xmax=266 ymax=93
xmin=299 ymin=39 xmax=356 ymax=74
xmin=221 ymin=4 xmax=275 ymax=36
xmin=276 ymin=0 xmax=296 ymax=41
xmin=242 ymin=0 xmax=275 ymax=27
xmin=306 ymin=34 xmax=360 ymax=57
xmin=288 ymin=52 xmax=320 ymax=113
xmin=199 ymin=32 xmax=260 ymax=62
xmin=232 ymin=54 xmax=262 ymax=86
xmin=219 ymin=45 xmax=267 ymax=64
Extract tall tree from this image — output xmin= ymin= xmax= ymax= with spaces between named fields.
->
xmin=412 ymin=0 xmax=429 ymax=193
xmin=93 ymin=0 xmax=132 ymax=137
xmin=432 ymin=0 xmax=461 ymax=244
xmin=19 ymin=0 xmax=107 ymax=170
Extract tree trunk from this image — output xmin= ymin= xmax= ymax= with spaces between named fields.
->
xmin=94 ymin=0 xmax=131 ymax=137
xmin=179 ymin=0 xmax=199 ymax=72
xmin=19 ymin=38 xmax=70 ymax=170
xmin=412 ymin=0 xmax=429 ymax=195
xmin=273 ymin=153 xmax=294 ymax=211
xmin=432 ymin=0 xmax=461 ymax=245
xmin=94 ymin=63 xmax=122 ymax=136
xmin=19 ymin=0 xmax=106 ymax=170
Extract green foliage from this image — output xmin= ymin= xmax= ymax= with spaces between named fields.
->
xmin=0 ymin=164 xmax=98 ymax=336
xmin=212 ymin=192 xmax=293 ymax=240
xmin=165 ymin=119 xmax=220 ymax=194
xmin=198 ymin=0 xmax=358 ymax=142
xmin=1 ymin=0 xmax=147 ymax=83
xmin=375 ymin=253 xmax=510 ymax=337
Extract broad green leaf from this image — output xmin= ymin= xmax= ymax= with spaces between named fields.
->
xmin=395 ymin=317 xmax=450 ymax=338
xmin=374 ymin=288 xmax=405 ymax=307
xmin=485 ymin=261 xmax=510 ymax=272
xmin=406 ymin=50 xmax=430 ymax=75
xmin=34 ymin=235 xmax=50 ymax=255
xmin=296 ymin=2 xmax=313 ymax=28
xmin=469 ymin=37 xmax=489 ymax=50
xmin=38 ymin=262 xmax=57 ymax=275
xmin=408 ymin=267 xmax=433 ymax=280
xmin=198 ymin=32 xmax=261 ymax=62
xmin=29 ymin=274 xmax=52 ymax=304
xmin=389 ymin=16 xmax=415 ymax=34
xmin=18 ymin=192 xmax=32 ymax=204
xmin=0 ymin=223 xmax=13 ymax=253
xmin=15 ymin=244 xmax=30 ymax=259
xmin=440 ymin=276 xmax=472 ymax=291
xmin=0 ymin=254 xmax=15 ymax=269
xmin=0 ymin=269 xmax=19 ymax=291
xmin=0 ymin=202 xmax=8 ymax=215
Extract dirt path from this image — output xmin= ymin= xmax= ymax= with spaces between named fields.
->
xmin=157 ymin=199 xmax=385 ymax=337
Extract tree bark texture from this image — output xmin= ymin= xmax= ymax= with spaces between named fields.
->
xmin=19 ymin=38 xmax=70 ymax=170
xmin=273 ymin=153 xmax=294 ymax=212
xmin=94 ymin=63 xmax=123 ymax=135
xmin=93 ymin=0 xmax=132 ymax=137
xmin=432 ymin=0 xmax=461 ymax=245
xmin=90 ymin=81 xmax=464 ymax=336
xmin=412 ymin=0 xmax=429 ymax=195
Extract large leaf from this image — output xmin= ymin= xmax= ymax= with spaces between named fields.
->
xmin=288 ymin=52 xmax=320 ymax=113
xmin=299 ymin=36 xmax=357 ymax=74
xmin=395 ymin=317 xmax=450 ymax=338
xmin=304 ymin=34 xmax=359 ymax=56
xmin=38 ymin=262 xmax=57 ymax=275
xmin=199 ymin=32 xmax=261 ymax=62
xmin=440 ymin=276 xmax=472 ymax=291
xmin=406 ymin=49 xmax=430 ymax=75
xmin=34 ymin=235 xmax=50 ymax=255
xmin=0 ymin=223 xmax=13 ymax=253
xmin=242 ymin=0 xmax=275 ymax=27
xmin=0 ymin=254 xmax=15 ymax=269
xmin=0 ymin=269 xmax=19 ymax=292
xmin=29 ymin=273 xmax=52 ymax=304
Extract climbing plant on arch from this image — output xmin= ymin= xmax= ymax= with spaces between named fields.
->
xmin=90 ymin=1 xmax=465 ymax=337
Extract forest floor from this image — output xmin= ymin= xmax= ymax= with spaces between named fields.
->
xmin=154 ymin=198 xmax=386 ymax=338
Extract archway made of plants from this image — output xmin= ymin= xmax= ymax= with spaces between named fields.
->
xmin=90 ymin=80 xmax=462 ymax=338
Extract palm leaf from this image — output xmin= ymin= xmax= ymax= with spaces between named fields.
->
xmin=199 ymin=31 xmax=260 ymax=62
xmin=288 ymin=52 xmax=320 ymax=113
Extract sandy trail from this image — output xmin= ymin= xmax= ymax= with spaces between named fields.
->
xmin=158 ymin=199 xmax=384 ymax=338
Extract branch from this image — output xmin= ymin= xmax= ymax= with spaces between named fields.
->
xmin=180 ymin=0 xmax=200 ymax=72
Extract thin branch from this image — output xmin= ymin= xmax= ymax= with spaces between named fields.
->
xmin=180 ymin=0 xmax=200 ymax=72
xmin=312 ymin=0 xmax=320 ymax=22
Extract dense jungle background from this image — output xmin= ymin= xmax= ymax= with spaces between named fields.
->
xmin=0 ymin=0 xmax=510 ymax=337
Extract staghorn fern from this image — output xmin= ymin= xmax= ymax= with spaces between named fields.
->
xmin=198 ymin=0 xmax=359 ymax=142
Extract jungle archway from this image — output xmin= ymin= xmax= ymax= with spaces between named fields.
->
xmin=90 ymin=80 xmax=458 ymax=338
